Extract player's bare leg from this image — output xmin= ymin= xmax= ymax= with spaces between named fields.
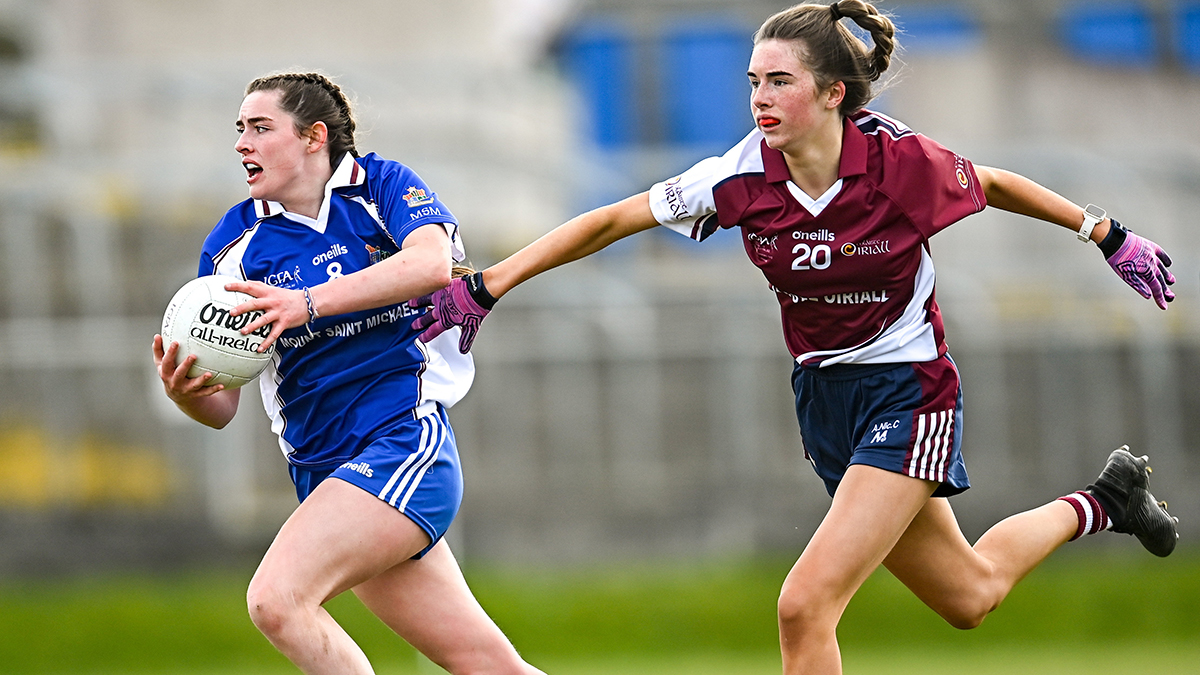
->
xmin=354 ymin=540 xmax=545 ymax=674
xmin=778 ymin=465 xmax=937 ymax=675
xmin=246 ymin=478 xmax=539 ymax=675
xmin=247 ymin=478 xmax=425 ymax=674
xmin=884 ymin=445 xmax=1179 ymax=629
xmin=882 ymin=497 xmax=1076 ymax=629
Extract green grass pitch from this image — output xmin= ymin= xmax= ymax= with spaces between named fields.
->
xmin=0 ymin=548 xmax=1195 ymax=673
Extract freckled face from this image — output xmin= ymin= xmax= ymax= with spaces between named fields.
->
xmin=234 ymin=90 xmax=310 ymax=206
xmin=748 ymin=39 xmax=839 ymax=152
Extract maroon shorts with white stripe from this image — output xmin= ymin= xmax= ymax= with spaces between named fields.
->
xmin=791 ymin=354 xmax=969 ymax=498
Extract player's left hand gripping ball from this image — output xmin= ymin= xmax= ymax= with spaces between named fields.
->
xmin=409 ymin=272 xmax=496 ymax=354
xmin=1107 ymin=231 xmax=1176 ymax=309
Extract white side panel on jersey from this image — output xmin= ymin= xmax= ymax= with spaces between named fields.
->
xmin=212 ymin=223 xmax=261 ymax=280
xmin=649 ymin=128 xmax=766 ymax=239
xmin=257 ymin=359 xmax=297 ymax=460
xmin=417 ymin=327 xmax=476 ymax=410
xmin=798 ymin=246 xmax=941 ymax=366
xmin=441 ymin=221 xmax=466 ymax=263
xmin=211 ymin=224 xmax=294 ymax=459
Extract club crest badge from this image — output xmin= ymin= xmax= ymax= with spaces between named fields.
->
xmin=366 ymin=244 xmax=393 ymax=265
xmin=403 ymin=186 xmax=434 ymax=207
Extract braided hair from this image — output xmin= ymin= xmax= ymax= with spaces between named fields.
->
xmin=754 ymin=1 xmax=897 ymax=116
xmin=245 ymin=72 xmax=358 ymax=170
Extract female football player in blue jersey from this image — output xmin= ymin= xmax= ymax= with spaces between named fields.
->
xmin=412 ymin=3 xmax=1179 ymax=674
xmin=152 ymin=72 xmax=544 ymax=675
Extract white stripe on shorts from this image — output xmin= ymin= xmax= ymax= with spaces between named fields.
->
xmin=378 ymin=415 xmax=438 ymax=504
xmin=395 ymin=416 xmax=445 ymax=510
xmin=908 ymin=409 xmax=953 ymax=483
xmin=378 ymin=413 xmax=444 ymax=508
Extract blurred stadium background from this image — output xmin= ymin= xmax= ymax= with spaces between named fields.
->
xmin=0 ymin=0 xmax=1198 ymax=672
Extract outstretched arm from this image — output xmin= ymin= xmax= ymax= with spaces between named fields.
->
xmin=974 ymin=166 xmax=1174 ymax=309
xmin=974 ymin=166 xmax=1112 ymax=241
xmin=410 ymin=193 xmax=660 ymax=351
xmin=486 ymin=192 xmax=658 ymax=298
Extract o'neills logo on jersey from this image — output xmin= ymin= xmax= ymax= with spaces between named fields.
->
xmin=663 ymin=176 xmax=691 ymax=220
xmin=313 ymin=243 xmax=348 ymax=266
xmin=841 ymin=239 xmax=891 ymax=256
xmin=793 ymin=229 xmax=835 ymax=242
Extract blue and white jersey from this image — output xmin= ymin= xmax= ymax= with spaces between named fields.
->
xmin=199 ymin=153 xmax=475 ymax=469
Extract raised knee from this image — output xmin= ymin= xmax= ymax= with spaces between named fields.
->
xmin=944 ymin=609 xmax=986 ymax=630
xmin=938 ymin=593 xmax=994 ymax=630
xmin=945 ymin=607 xmax=984 ymax=629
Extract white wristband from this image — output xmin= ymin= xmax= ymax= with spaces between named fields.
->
xmin=1078 ymin=204 xmax=1105 ymax=243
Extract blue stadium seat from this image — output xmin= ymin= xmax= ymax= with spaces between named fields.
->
xmin=1059 ymin=1 xmax=1158 ymax=67
xmin=560 ymin=21 xmax=639 ymax=148
xmin=660 ymin=18 xmax=755 ymax=148
xmin=894 ymin=5 xmax=981 ymax=54
xmin=1174 ymin=1 xmax=1200 ymax=71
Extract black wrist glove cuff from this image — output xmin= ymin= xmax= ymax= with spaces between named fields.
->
xmin=465 ymin=271 xmax=498 ymax=310
xmin=1098 ymin=218 xmax=1128 ymax=259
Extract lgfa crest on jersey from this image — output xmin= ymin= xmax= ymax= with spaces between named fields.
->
xmin=403 ymin=186 xmax=434 ymax=207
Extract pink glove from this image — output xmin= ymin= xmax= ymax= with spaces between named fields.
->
xmin=1104 ymin=224 xmax=1175 ymax=310
xmin=409 ymin=272 xmax=496 ymax=354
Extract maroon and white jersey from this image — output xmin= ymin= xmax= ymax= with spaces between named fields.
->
xmin=648 ymin=110 xmax=986 ymax=367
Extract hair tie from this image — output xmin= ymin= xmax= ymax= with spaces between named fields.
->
xmin=830 ymin=1 xmax=842 ymax=20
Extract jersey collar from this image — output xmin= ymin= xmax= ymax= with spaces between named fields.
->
xmin=252 ymin=153 xmax=367 ymax=228
xmin=838 ymin=116 xmax=868 ymax=178
xmin=761 ymin=116 xmax=869 ymax=183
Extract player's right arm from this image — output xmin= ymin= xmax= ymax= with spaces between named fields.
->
xmin=152 ymin=334 xmax=241 ymax=428
xmin=485 ymin=192 xmax=658 ymax=298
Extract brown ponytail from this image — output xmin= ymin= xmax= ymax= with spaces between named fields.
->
xmin=755 ymin=1 xmax=898 ymax=115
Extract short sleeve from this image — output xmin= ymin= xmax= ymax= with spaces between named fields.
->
xmin=648 ymin=129 xmax=762 ymax=242
xmin=885 ymin=135 xmax=986 ymax=238
xmin=363 ymin=155 xmax=464 ymax=260
xmin=199 ymin=200 xmax=257 ymax=278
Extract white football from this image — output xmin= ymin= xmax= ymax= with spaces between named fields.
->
xmin=161 ymin=275 xmax=274 ymax=389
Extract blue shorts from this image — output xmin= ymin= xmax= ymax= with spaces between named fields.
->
xmin=791 ymin=355 xmax=969 ymax=498
xmin=288 ymin=403 xmax=463 ymax=558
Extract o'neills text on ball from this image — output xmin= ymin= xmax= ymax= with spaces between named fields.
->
xmin=197 ymin=302 xmax=272 ymax=338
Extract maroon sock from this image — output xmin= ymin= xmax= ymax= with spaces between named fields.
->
xmin=1057 ymin=490 xmax=1112 ymax=541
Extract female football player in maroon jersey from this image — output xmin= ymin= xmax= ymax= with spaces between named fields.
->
xmin=413 ymin=2 xmax=1179 ymax=674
